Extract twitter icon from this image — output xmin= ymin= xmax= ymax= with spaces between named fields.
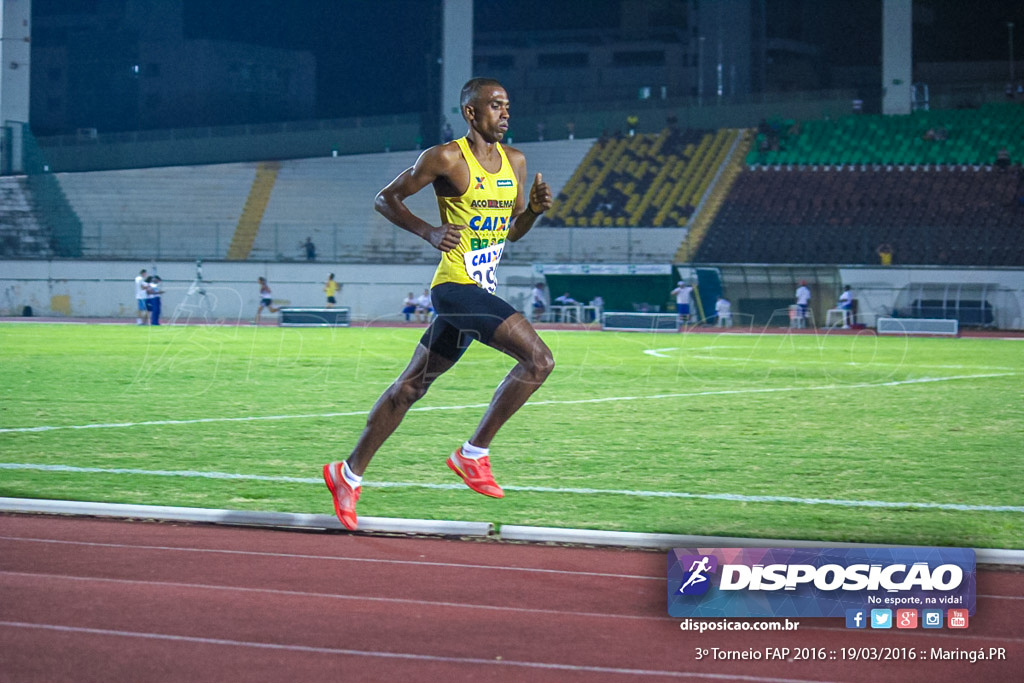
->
xmin=870 ymin=609 xmax=893 ymax=629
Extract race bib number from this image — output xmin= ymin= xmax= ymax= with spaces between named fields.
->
xmin=463 ymin=242 xmax=504 ymax=294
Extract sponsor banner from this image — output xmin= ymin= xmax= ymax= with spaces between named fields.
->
xmin=534 ymin=264 xmax=673 ymax=276
xmin=667 ymin=547 xmax=975 ymax=619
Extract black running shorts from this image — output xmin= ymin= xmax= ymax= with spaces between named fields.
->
xmin=419 ymin=282 xmax=518 ymax=362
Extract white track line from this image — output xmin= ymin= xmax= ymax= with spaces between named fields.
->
xmin=4 ymin=571 xmax=1021 ymax=647
xmin=0 ymin=622 xmax=836 ymax=682
xmin=642 ymin=345 xmax=1019 ymax=372
xmin=3 ymin=463 xmax=1022 ymax=514
xmin=0 ymin=537 xmax=658 ymax=580
xmin=3 ymin=573 xmax=1020 ymax=652
xmin=2 ymin=463 xmax=1022 ymax=513
xmin=2 ymin=560 xmax=1019 ymax=604
xmin=0 ymin=373 xmax=1014 ymax=435
xmin=0 ymin=570 xmax=667 ymax=620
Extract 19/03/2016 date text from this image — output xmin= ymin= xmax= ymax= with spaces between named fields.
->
xmin=695 ymin=647 xmax=1007 ymax=662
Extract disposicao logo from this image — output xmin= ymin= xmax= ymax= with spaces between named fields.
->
xmin=676 ymin=555 xmax=718 ymax=595
xmin=667 ymin=548 xmax=976 ymax=619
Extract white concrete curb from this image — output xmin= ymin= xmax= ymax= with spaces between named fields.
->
xmin=2 ymin=498 xmax=1021 ymax=566
xmin=0 ymin=497 xmax=494 ymax=537
xmin=498 ymin=524 xmax=1024 ymax=566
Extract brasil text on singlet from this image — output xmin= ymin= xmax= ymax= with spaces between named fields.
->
xmin=430 ymin=137 xmax=518 ymax=294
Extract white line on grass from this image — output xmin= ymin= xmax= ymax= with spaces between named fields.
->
xmin=2 ymin=462 xmax=1022 ymax=513
xmin=0 ymin=372 xmax=1014 ymax=434
xmin=680 ymin=352 xmax=1019 ymax=373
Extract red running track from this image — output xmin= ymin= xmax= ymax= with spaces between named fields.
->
xmin=1 ymin=514 xmax=1021 ymax=682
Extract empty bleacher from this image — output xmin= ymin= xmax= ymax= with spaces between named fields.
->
xmin=684 ymin=103 xmax=1024 ymax=267
xmin=19 ymin=110 xmax=1024 ymax=268
xmin=542 ymin=128 xmax=737 ymax=228
xmin=44 ymin=139 xmax=592 ymax=263
xmin=0 ymin=176 xmax=53 ymax=258
xmin=697 ymin=164 xmax=1024 ymax=265
xmin=253 ymin=139 xmax=590 ymax=263
xmin=749 ymin=102 xmax=1024 ymax=167
xmin=56 ymin=163 xmax=257 ymax=259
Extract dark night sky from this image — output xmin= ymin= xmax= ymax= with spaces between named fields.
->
xmin=178 ymin=0 xmax=627 ymax=117
xmin=181 ymin=0 xmax=439 ymax=117
xmin=30 ymin=0 xmax=1024 ymax=123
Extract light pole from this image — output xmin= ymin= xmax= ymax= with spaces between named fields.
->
xmin=1010 ymin=22 xmax=1016 ymax=85
xmin=697 ymin=35 xmax=705 ymax=106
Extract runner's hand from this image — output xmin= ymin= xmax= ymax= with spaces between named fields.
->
xmin=529 ymin=173 xmax=552 ymax=214
xmin=429 ymin=223 xmax=466 ymax=252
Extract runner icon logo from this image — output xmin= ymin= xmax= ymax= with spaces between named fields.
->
xmin=677 ymin=555 xmax=718 ymax=595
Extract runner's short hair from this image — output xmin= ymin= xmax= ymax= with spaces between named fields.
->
xmin=461 ymin=78 xmax=504 ymax=110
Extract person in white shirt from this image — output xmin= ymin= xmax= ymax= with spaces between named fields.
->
xmin=530 ymin=282 xmax=547 ymax=322
xmin=401 ymin=292 xmax=417 ymax=322
xmin=415 ymin=288 xmax=433 ymax=323
xmin=715 ymin=296 xmax=732 ymax=327
xmin=552 ymin=292 xmax=581 ymax=322
xmin=146 ymin=275 xmax=162 ymax=326
xmin=588 ymin=295 xmax=604 ymax=323
xmin=134 ymin=269 xmax=150 ymax=325
xmin=837 ymin=285 xmax=853 ymax=328
xmin=671 ymin=281 xmax=694 ymax=325
xmin=553 ymin=292 xmax=579 ymax=305
xmin=794 ymin=280 xmax=811 ymax=328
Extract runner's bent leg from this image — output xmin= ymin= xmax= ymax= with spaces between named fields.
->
xmin=469 ymin=312 xmax=554 ymax=449
xmin=346 ymin=343 xmax=456 ymax=475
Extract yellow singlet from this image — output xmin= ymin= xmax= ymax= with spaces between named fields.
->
xmin=430 ymin=137 xmax=518 ymax=292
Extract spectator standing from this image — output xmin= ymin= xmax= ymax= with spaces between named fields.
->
xmin=588 ymin=295 xmax=604 ymax=323
xmin=146 ymin=275 xmax=163 ymax=326
xmin=715 ymin=295 xmax=732 ymax=328
xmin=837 ymin=285 xmax=854 ymax=328
xmin=531 ymin=282 xmax=547 ymax=322
xmin=303 ymin=237 xmax=317 ymax=261
xmin=877 ymin=243 xmax=894 ymax=266
xmin=626 ymin=114 xmax=638 ymax=137
xmin=134 ymin=269 xmax=149 ymax=325
xmin=671 ymin=281 xmax=694 ymax=325
xmin=795 ymin=280 xmax=811 ymax=328
xmin=415 ymin=288 xmax=433 ymax=323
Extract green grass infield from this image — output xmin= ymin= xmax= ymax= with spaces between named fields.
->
xmin=1 ymin=322 xmax=1021 ymax=549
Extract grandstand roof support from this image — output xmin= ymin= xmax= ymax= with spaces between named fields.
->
xmin=1 ymin=0 xmax=32 ymax=174
xmin=440 ymin=0 xmax=473 ymax=140
xmin=882 ymin=0 xmax=912 ymax=115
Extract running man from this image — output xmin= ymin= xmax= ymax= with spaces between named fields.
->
xmin=323 ymin=78 xmax=554 ymax=530
xmin=324 ymin=273 xmax=340 ymax=308
xmin=256 ymin=276 xmax=279 ymax=323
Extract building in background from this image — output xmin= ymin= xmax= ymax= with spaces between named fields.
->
xmin=30 ymin=0 xmax=315 ymax=135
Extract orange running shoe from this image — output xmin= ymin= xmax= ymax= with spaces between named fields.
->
xmin=447 ymin=448 xmax=504 ymax=498
xmin=322 ymin=462 xmax=361 ymax=530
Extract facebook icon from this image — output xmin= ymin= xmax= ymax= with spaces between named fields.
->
xmin=845 ymin=609 xmax=867 ymax=629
